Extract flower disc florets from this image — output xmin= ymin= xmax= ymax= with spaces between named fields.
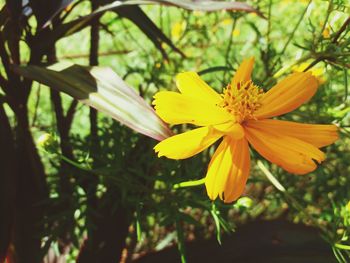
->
xmin=220 ymin=80 xmax=264 ymax=123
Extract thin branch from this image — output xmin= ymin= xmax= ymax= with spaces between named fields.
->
xmin=302 ymin=56 xmax=325 ymax=71
xmin=332 ymin=17 xmax=350 ymax=44
xmin=89 ymin=0 xmax=100 ymax=157
xmin=31 ymin=84 xmax=41 ymax=127
xmin=343 ymin=68 xmax=348 ymax=104
xmin=65 ymin=99 xmax=78 ymax=128
xmin=316 ymin=0 xmax=333 ymax=45
xmin=50 ymin=90 xmax=66 ymax=133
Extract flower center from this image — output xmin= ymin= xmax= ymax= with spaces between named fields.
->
xmin=220 ymin=81 xmax=264 ymax=123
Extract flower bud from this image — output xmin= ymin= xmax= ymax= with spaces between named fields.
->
xmin=37 ymin=133 xmax=59 ymax=153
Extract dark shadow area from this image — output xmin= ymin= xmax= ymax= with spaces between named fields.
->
xmin=134 ymin=220 xmax=337 ymax=263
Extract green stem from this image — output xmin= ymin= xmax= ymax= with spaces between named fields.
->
xmin=335 ymin=243 xmax=350 ymax=250
xmin=173 ymin=178 xmax=205 ymax=189
xmin=175 ymin=218 xmax=187 ymax=263
xmin=271 ymin=0 xmax=312 ymax=71
xmin=316 ymin=0 xmax=333 ymax=45
xmin=266 ymin=0 xmax=272 ymax=47
xmin=61 ymin=155 xmax=91 ymax=172
xmin=343 ymin=68 xmax=348 ymax=104
xmin=223 ymin=18 xmax=237 ymax=83
xmin=257 ymin=161 xmax=285 ymax=192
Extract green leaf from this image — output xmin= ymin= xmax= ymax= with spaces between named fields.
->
xmin=35 ymin=1 xmax=151 ymax=49
xmin=12 ymin=62 xmax=172 ymax=141
xmin=335 ymin=243 xmax=350 ymax=250
xmin=210 ymin=203 xmax=223 ymax=245
xmin=175 ymin=217 xmax=187 ymax=263
xmin=115 ymin=6 xmax=185 ymax=59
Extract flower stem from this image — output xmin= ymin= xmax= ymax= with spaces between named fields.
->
xmin=173 ymin=178 xmax=206 ymax=189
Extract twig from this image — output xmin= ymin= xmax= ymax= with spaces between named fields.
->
xmin=60 ymin=50 xmax=131 ymax=60
xmin=31 ymin=84 xmax=41 ymax=126
xmin=317 ymin=0 xmax=333 ymax=45
xmin=65 ymin=99 xmax=79 ymax=127
xmin=344 ymin=68 xmax=348 ymax=104
xmin=302 ymin=56 xmax=325 ymax=71
xmin=332 ymin=17 xmax=350 ymax=44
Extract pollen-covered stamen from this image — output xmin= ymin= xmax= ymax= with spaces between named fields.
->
xmin=220 ymin=81 xmax=264 ymax=123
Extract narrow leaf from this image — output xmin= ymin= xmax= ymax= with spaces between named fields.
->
xmin=115 ymin=6 xmax=185 ymax=59
xmin=12 ymin=63 xmax=172 ymax=141
xmin=41 ymin=0 xmax=263 ymax=49
xmin=151 ymin=0 xmax=264 ymax=17
xmin=27 ymin=0 xmax=74 ymax=28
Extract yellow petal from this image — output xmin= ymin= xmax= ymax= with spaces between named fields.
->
xmin=255 ymin=72 xmax=318 ymax=119
xmin=245 ymin=126 xmax=325 ymax=175
xmin=154 ymin=126 xmax=222 ymax=159
xmin=205 ymin=137 xmax=250 ymax=202
xmin=231 ymin=57 xmax=255 ymax=87
xmin=246 ymin=119 xmax=338 ymax=148
xmin=205 ymin=137 xmax=232 ymax=201
xmin=176 ymin=72 xmax=222 ymax=104
xmin=153 ymin=91 xmax=233 ymax=126
xmin=223 ymin=138 xmax=250 ymax=203
xmin=213 ymin=122 xmax=244 ymax=139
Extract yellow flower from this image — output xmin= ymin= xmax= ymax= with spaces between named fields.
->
xmin=221 ymin=18 xmax=233 ymax=26
xmin=153 ymin=58 xmax=338 ymax=203
xmin=322 ymin=27 xmax=331 ymax=38
xmin=232 ymin=29 xmax=240 ymax=37
xmin=171 ymin=21 xmax=186 ymax=40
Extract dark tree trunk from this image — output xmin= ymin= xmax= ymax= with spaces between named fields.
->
xmin=0 ymin=104 xmax=17 ymax=262
xmin=13 ymin=105 xmax=49 ymax=263
xmin=77 ymin=196 xmax=132 ymax=263
xmin=1 ymin=11 xmax=49 ymax=261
